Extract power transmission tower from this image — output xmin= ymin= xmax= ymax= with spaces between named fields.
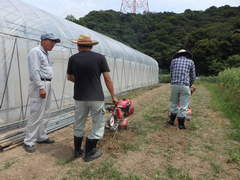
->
xmin=120 ymin=0 xmax=149 ymax=14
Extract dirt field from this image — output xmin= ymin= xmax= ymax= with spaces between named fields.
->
xmin=0 ymin=83 xmax=239 ymax=180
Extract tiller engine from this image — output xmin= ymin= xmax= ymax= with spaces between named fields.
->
xmin=105 ymin=98 xmax=134 ymax=131
xmin=185 ymin=87 xmax=196 ymax=120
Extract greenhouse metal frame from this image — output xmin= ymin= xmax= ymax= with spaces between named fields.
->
xmin=0 ymin=0 xmax=159 ymax=127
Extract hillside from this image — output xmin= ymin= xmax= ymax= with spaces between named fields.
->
xmin=1 ymin=83 xmax=239 ymax=179
xmin=66 ymin=5 xmax=240 ymax=75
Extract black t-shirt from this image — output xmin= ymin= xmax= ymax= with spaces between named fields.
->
xmin=67 ymin=51 xmax=110 ymax=101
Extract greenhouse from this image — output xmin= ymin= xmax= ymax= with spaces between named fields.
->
xmin=0 ymin=0 xmax=159 ymax=132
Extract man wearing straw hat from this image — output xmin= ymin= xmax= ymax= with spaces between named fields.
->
xmin=67 ymin=34 xmax=118 ymax=162
xmin=168 ymin=49 xmax=196 ymax=129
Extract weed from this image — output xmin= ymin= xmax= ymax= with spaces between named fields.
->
xmin=188 ymin=121 xmax=197 ymax=131
xmin=123 ymin=141 xmax=140 ymax=153
xmin=227 ymin=148 xmax=240 ymax=164
xmin=4 ymin=160 xmax=16 ymax=169
xmin=143 ymin=137 xmax=152 ymax=145
xmin=148 ymin=86 xmax=153 ymax=90
xmin=178 ymin=172 xmax=193 ymax=180
xmin=56 ymin=158 xmax=74 ymax=166
xmin=159 ymin=75 xmax=171 ymax=83
xmin=32 ymin=173 xmax=37 ymax=179
xmin=151 ymin=168 xmax=164 ymax=179
xmin=125 ymin=174 xmax=141 ymax=180
xmin=209 ymin=161 xmax=224 ymax=174
xmin=78 ymin=163 xmax=94 ymax=179
xmin=77 ymin=160 xmax=140 ymax=179
xmin=66 ymin=169 xmax=72 ymax=175
xmin=218 ymin=67 xmax=240 ymax=94
xmin=184 ymin=143 xmax=192 ymax=153
xmin=165 ymin=164 xmax=181 ymax=179
xmin=204 ymin=144 xmax=215 ymax=151
xmin=135 ymin=126 xmax=148 ymax=137
xmin=205 ymin=83 xmax=240 ymax=141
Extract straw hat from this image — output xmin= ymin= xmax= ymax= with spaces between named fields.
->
xmin=71 ymin=34 xmax=98 ymax=46
xmin=172 ymin=49 xmax=193 ymax=59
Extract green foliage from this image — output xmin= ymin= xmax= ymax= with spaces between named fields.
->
xmin=56 ymin=158 xmax=74 ymax=165
xmin=77 ymin=161 xmax=141 ymax=179
xmin=205 ymin=83 xmax=240 ymax=142
xmin=218 ymin=67 xmax=240 ymax=94
xmin=159 ymin=75 xmax=171 ymax=83
xmin=159 ymin=68 xmax=169 ymax=75
xmin=195 ymin=77 xmax=218 ymax=84
xmin=4 ymin=160 xmax=16 ymax=169
xmin=209 ymin=161 xmax=224 ymax=174
xmin=224 ymin=55 xmax=240 ymax=68
xmin=165 ymin=164 xmax=182 ymax=179
xmin=228 ymin=148 xmax=240 ymax=165
xmin=66 ymin=6 xmax=240 ymax=76
xmin=123 ymin=141 xmax=140 ymax=153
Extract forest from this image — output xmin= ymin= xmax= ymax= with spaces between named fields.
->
xmin=66 ymin=5 xmax=240 ymax=76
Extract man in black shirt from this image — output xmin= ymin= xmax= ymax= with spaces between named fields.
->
xmin=67 ymin=34 xmax=118 ymax=162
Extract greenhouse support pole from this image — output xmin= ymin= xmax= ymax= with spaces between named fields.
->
xmin=0 ymin=38 xmax=16 ymax=110
xmin=16 ymin=38 xmax=25 ymax=120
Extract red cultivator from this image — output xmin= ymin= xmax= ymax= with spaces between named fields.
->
xmin=105 ymin=98 xmax=136 ymax=131
xmin=185 ymin=87 xmax=196 ymax=121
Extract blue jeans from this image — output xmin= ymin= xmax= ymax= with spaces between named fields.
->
xmin=170 ymin=85 xmax=191 ymax=118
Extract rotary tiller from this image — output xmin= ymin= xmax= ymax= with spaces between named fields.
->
xmin=105 ymin=98 xmax=135 ymax=131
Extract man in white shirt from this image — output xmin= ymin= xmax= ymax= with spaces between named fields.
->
xmin=23 ymin=33 xmax=60 ymax=153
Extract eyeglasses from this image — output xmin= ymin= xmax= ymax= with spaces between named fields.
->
xmin=48 ymin=39 xmax=56 ymax=44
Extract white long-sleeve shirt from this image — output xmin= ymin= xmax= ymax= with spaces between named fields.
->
xmin=28 ymin=44 xmax=53 ymax=90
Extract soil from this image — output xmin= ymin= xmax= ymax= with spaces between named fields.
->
xmin=0 ymin=83 xmax=239 ymax=180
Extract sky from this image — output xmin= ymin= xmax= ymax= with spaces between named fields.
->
xmin=22 ymin=0 xmax=239 ymax=19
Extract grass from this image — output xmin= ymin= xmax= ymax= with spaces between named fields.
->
xmin=159 ymin=75 xmax=171 ymax=83
xmin=4 ymin=160 xmax=16 ymax=169
xmin=202 ymin=82 xmax=240 ymax=167
xmin=218 ymin=67 xmax=240 ymax=94
xmin=62 ymin=160 xmax=141 ymax=180
xmin=56 ymin=158 xmax=75 ymax=165
xmin=1 ymin=83 xmax=239 ymax=179
xmin=209 ymin=161 xmax=224 ymax=174
xmin=227 ymin=148 xmax=240 ymax=164
xmin=123 ymin=141 xmax=140 ymax=153
xmin=204 ymin=144 xmax=216 ymax=152
xmin=165 ymin=164 xmax=181 ymax=178
xmin=204 ymin=83 xmax=240 ymax=142
xmin=57 ymin=83 xmax=240 ymax=179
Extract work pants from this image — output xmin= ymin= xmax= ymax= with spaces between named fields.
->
xmin=170 ymin=84 xmax=191 ymax=118
xmin=74 ymin=101 xmax=105 ymax=140
xmin=24 ymin=81 xmax=52 ymax=146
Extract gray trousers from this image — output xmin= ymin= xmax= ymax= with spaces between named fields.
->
xmin=74 ymin=101 xmax=105 ymax=140
xmin=170 ymin=84 xmax=191 ymax=118
xmin=24 ymin=81 xmax=52 ymax=146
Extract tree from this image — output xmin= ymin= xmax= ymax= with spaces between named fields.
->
xmin=65 ymin=6 xmax=240 ymax=75
xmin=66 ymin=14 xmax=77 ymax=23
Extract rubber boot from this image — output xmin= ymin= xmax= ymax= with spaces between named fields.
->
xmin=167 ymin=113 xmax=177 ymax=125
xmin=178 ymin=117 xmax=187 ymax=130
xmin=84 ymin=137 xmax=102 ymax=162
xmin=73 ymin=136 xmax=84 ymax=158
